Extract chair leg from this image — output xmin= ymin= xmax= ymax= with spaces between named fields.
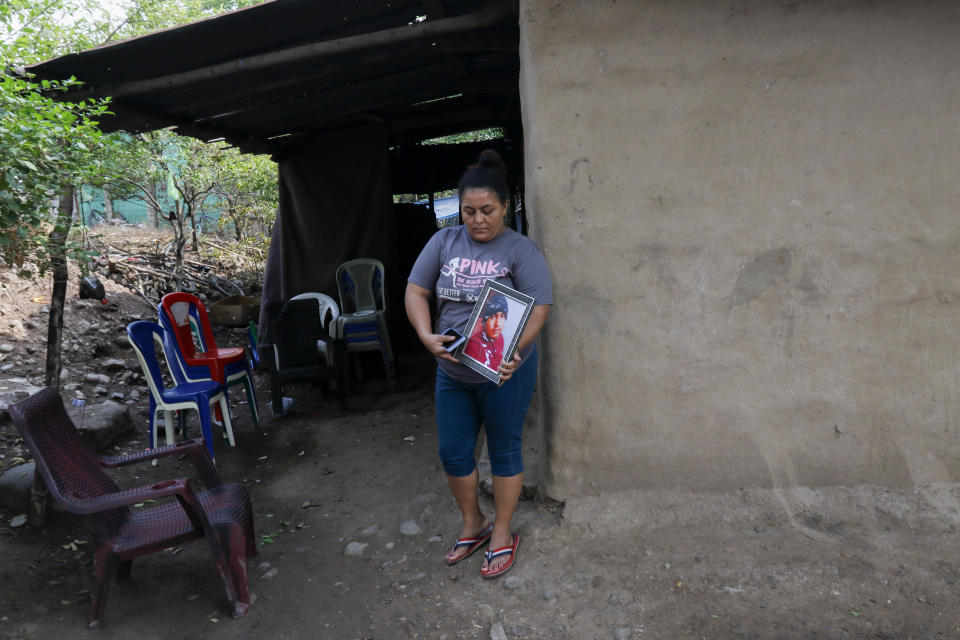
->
xmin=270 ymin=372 xmax=283 ymax=417
xmin=205 ymin=522 xmax=252 ymax=618
xmin=163 ymin=411 xmax=176 ymax=445
xmin=242 ymin=371 xmax=260 ymax=428
xmin=213 ymin=364 xmax=228 ymax=422
xmin=335 ymin=342 xmax=349 ymax=408
xmin=352 ymin=351 xmax=364 ymax=383
xmin=148 ymin=396 xmax=158 ymax=449
xmin=89 ymin=546 xmax=116 ymax=630
xmin=196 ymin=402 xmax=216 ymax=461
xmin=376 ymin=317 xmax=398 ymax=385
xmin=217 ymin=395 xmax=236 ymax=447
xmin=225 ymin=525 xmax=252 ymax=618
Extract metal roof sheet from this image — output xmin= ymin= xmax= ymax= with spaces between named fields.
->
xmin=25 ymin=0 xmax=520 ymax=153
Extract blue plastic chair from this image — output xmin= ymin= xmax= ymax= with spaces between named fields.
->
xmin=126 ymin=321 xmax=236 ymax=460
xmin=335 ymin=259 xmax=397 ymax=385
xmin=157 ymin=301 xmax=260 ymax=429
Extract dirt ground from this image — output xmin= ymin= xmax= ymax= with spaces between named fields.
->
xmin=3 ymin=238 xmax=960 ymax=639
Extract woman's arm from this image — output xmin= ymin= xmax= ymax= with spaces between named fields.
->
xmin=405 ymin=282 xmax=459 ymax=363
xmin=515 ymin=304 xmax=550 ymax=354
xmin=498 ymin=304 xmax=551 ymax=382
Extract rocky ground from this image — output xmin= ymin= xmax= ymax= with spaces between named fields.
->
xmin=3 ymin=229 xmax=960 ymax=639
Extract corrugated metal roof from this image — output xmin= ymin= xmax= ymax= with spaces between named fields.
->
xmin=25 ymin=0 xmax=520 ymax=153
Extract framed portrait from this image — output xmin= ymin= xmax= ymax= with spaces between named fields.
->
xmin=455 ymin=280 xmax=535 ymax=383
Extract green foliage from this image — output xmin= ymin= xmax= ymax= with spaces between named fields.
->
xmin=421 ymin=127 xmax=503 ymax=146
xmin=0 ymin=0 xmax=276 ymax=274
xmin=0 ymin=74 xmax=117 ymax=270
xmin=211 ymin=148 xmax=277 ymax=241
xmin=110 ymin=130 xmax=277 ymax=278
xmin=118 ymin=0 xmax=267 ymax=38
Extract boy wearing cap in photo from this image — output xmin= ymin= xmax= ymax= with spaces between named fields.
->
xmin=463 ymin=292 xmax=509 ymax=371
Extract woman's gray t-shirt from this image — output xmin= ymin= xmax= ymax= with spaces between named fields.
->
xmin=408 ymin=226 xmax=553 ymax=382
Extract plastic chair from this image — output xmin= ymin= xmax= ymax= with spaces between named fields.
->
xmin=158 ymin=303 xmax=261 ymax=430
xmin=127 ymin=321 xmax=236 ymax=460
xmin=334 ymin=259 xmax=397 ymax=385
xmin=260 ymin=298 xmax=343 ymax=414
xmin=159 ymin=293 xmax=260 ymax=429
xmin=290 ymin=292 xmax=340 ymax=366
xmin=9 ymin=387 xmax=255 ymax=629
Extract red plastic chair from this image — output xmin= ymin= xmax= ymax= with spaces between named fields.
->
xmin=9 ymin=387 xmax=255 ymax=629
xmin=159 ymin=292 xmax=253 ymax=421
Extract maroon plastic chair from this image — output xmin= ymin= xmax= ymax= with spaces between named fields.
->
xmin=9 ymin=387 xmax=256 ymax=630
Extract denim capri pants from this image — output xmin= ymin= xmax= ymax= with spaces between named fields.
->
xmin=434 ymin=347 xmax=538 ymax=478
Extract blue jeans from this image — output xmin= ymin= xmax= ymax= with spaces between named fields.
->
xmin=434 ymin=347 xmax=538 ymax=478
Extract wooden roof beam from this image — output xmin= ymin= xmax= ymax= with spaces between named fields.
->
xmin=103 ymin=100 xmax=267 ymax=150
xmin=195 ymin=62 xmax=459 ymax=130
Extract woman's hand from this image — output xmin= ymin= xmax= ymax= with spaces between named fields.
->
xmin=420 ymin=332 xmax=460 ymax=363
xmin=497 ymin=351 xmax=522 ymax=384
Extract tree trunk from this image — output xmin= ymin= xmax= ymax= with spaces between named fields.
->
xmin=148 ymin=183 xmax=160 ymax=228
xmin=231 ymin=208 xmax=243 ymax=241
xmin=103 ymin=183 xmax=114 ymax=220
xmin=190 ymin=206 xmax=200 ymax=252
xmin=170 ymin=202 xmax=187 ymax=289
xmin=45 ymin=185 xmax=73 ymax=387
xmin=35 ymin=184 xmax=74 ymax=526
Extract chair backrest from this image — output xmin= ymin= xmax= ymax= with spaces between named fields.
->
xmin=160 ymin=292 xmax=217 ymax=360
xmin=291 ymin=292 xmax=340 ymax=337
xmin=9 ymin=388 xmax=128 ymax=537
xmin=336 ymin=259 xmax=386 ymax=315
xmin=157 ymin=308 xmax=213 ymax=383
xmin=262 ymin=299 xmax=325 ymax=370
xmin=127 ymin=321 xmax=182 ymax=398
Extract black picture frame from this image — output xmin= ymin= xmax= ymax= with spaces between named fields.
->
xmin=455 ymin=280 xmax=535 ymax=383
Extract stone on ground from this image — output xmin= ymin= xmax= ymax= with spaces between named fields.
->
xmin=0 ymin=462 xmax=35 ymax=512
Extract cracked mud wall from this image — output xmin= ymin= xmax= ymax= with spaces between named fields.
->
xmin=519 ymin=1 xmax=960 ymax=499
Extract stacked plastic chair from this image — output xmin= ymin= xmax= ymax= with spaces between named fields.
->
xmin=260 ymin=298 xmax=340 ymax=414
xmin=9 ymin=387 xmax=255 ymax=629
xmin=159 ymin=292 xmax=259 ymax=429
xmin=126 ymin=321 xmax=236 ymax=460
xmin=335 ymin=258 xmax=397 ymax=386
xmin=290 ymin=292 xmax=340 ymax=367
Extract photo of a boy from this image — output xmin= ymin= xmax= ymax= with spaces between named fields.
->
xmin=463 ymin=292 xmax=509 ymax=372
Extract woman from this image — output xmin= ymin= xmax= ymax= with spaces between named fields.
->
xmin=405 ymin=150 xmax=552 ymax=578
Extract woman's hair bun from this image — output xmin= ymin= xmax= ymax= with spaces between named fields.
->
xmin=476 ymin=149 xmax=507 ymax=177
xmin=459 ymin=147 xmax=510 ymax=205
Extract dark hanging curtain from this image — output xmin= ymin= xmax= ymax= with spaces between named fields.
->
xmin=259 ymin=128 xmax=397 ymax=340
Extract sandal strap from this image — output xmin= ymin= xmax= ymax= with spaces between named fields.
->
xmin=451 ymin=523 xmax=493 ymax=551
xmin=484 ymin=546 xmax=515 ymax=561
xmin=452 ymin=537 xmax=482 ymax=549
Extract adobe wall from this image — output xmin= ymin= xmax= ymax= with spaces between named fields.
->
xmin=519 ymin=1 xmax=960 ymax=499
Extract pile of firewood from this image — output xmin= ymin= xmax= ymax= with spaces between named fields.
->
xmin=85 ymin=234 xmax=264 ymax=306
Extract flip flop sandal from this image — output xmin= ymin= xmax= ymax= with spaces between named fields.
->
xmin=480 ymin=533 xmax=520 ymax=578
xmin=445 ymin=522 xmax=495 ymax=566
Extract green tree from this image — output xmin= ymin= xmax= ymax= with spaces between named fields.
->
xmin=212 ymin=148 xmax=277 ymax=242
xmin=112 ymin=131 xmax=225 ymax=280
xmin=2 ymin=0 xmax=276 ymax=396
